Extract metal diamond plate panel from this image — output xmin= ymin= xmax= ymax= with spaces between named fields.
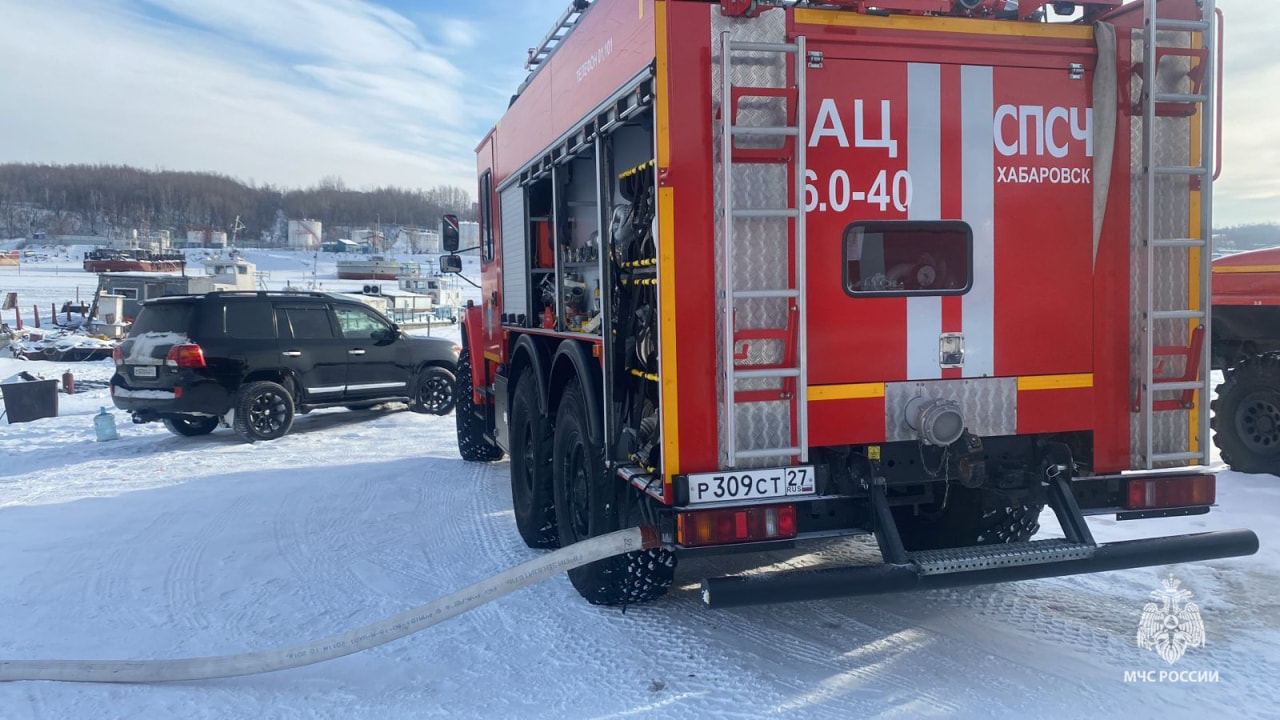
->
xmin=884 ymin=378 xmax=1017 ymax=443
xmin=711 ymin=7 xmax=795 ymax=467
xmin=1129 ymin=32 xmax=1196 ymax=467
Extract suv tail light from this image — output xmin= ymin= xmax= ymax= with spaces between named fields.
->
xmin=677 ymin=504 xmax=797 ymax=548
xmin=165 ymin=344 xmax=206 ymax=368
xmin=1125 ymin=474 xmax=1216 ymax=510
xmin=112 ymin=346 xmax=123 ymax=365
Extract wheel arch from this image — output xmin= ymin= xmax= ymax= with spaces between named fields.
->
xmin=509 ymin=333 xmax=551 ymax=417
xmin=243 ymin=368 xmax=298 ymax=397
xmin=548 ymin=339 xmax=603 ymax=445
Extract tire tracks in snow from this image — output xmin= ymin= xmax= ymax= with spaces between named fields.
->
xmin=163 ymin=496 xmax=253 ymax=631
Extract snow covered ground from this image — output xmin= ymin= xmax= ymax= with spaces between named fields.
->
xmin=1 ymin=250 xmax=1278 ymax=718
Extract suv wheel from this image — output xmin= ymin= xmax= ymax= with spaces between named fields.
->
xmin=412 ymin=366 xmax=456 ymax=416
xmin=162 ymin=415 xmax=219 ymax=438
xmin=233 ymin=381 xmax=295 ymax=443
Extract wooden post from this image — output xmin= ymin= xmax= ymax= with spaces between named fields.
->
xmin=33 ymin=304 xmax=40 ymax=329
xmin=12 ymin=306 xmax=20 ymax=331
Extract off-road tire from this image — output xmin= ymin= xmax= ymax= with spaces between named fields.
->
xmin=232 ymin=381 xmax=295 ymax=443
xmin=455 ymin=346 xmax=503 ymax=462
xmin=411 ymin=366 xmax=457 ymax=416
xmin=509 ymin=373 xmax=558 ymax=548
xmin=162 ymin=415 xmax=218 ymax=437
xmin=1212 ymin=355 xmax=1280 ymax=475
xmin=893 ymin=484 xmax=1044 ymax=552
xmin=553 ymin=383 xmax=674 ymax=605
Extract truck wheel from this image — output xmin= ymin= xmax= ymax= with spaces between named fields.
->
xmin=1213 ymin=355 xmax=1280 ymax=475
xmin=232 ymin=381 xmax=295 ymax=443
xmin=162 ymin=415 xmax=218 ymax=437
xmin=509 ymin=373 xmax=558 ymax=548
xmin=893 ymin=484 xmax=1044 ymax=552
xmin=553 ymin=383 xmax=674 ymax=605
xmin=411 ymin=366 xmax=456 ymax=415
xmin=455 ymin=346 xmax=503 ymax=462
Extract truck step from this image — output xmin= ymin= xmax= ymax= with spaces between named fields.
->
xmin=908 ymin=539 xmax=1096 ymax=576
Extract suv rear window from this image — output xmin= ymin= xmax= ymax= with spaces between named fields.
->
xmin=129 ymin=303 xmax=192 ymax=336
xmin=843 ymin=221 xmax=972 ymax=296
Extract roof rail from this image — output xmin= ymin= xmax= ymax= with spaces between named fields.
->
xmin=525 ymin=0 xmax=593 ymax=71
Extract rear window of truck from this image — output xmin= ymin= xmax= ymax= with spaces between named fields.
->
xmin=129 ymin=303 xmax=192 ymax=336
xmin=843 ymin=221 xmax=973 ymax=297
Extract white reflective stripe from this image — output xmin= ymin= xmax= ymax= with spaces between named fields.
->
xmin=906 ymin=62 xmax=943 ymax=380
xmin=346 ymin=382 xmax=408 ymax=391
xmin=308 ymin=386 xmax=345 ymax=394
xmin=961 ymin=65 xmax=995 ymax=378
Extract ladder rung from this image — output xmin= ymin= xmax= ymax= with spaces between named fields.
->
xmin=731 ymin=126 xmax=798 ymax=137
xmin=736 ymin=447 xmax=802 ymax=460
xmin=733 ymin=289 xmax=799 ymax=300
xmin=734 ymin=368 xmax=800 ymax=380
xmin=1151 ymin=310 xmax=1206 ymax=321
xmin=1152 ymin=165 xmax=1210 ymax=177
xmin=733 ymin=208 xmax=798 ymax=219
xmin=1151 ymin=238 xmax=1206 ymax=248
xmin=728 ymin=41 xmax=798 ymax=54
xmin=1151 ymin=381 xmax=1205 ymax=392
xmin=1155 ymin=19 xmax=1211 ymax=32
xmin=1154 ymin=93 xmax=1209 ymax=104
xmin=1151 ymin=451 xmax=1207 ymax=463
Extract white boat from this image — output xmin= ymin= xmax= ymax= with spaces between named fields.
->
xmin=202 ymin=253 xmax=264 ymax=291
xmin=337 ymin=256 xmax=420 ymax=280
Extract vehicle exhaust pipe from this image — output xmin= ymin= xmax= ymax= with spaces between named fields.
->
xmin=700 ymin=529 xmax=1259 ymax=609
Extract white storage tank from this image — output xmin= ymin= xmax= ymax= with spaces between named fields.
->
xmin=460 ymin=221 xmax=480 ymax=249
xmin=288 ymin=220 xmax=322 ymax=249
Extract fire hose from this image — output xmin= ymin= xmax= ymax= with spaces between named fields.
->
xmin=0 ymin=527 xmax=658 ymax=684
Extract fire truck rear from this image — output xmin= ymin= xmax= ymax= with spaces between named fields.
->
xmin=443 ymin=0 xmax=1258 ymax=607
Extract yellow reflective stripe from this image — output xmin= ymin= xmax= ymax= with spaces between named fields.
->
xmin=1017 ymin=374 xmax=1094 ymax=391
xmin=1213 ymin=265 xmax=1280 ymax=274
xmin=658 ymin=187 xmax=678 ymax=476
xmin=655 ymin=2 xmax=678 ymax=477
xmin=808 ymin=383 xmax=886 ymax=401
xmin=654 ymin=1 xmax=670 ymax=168
xmin=793 ymin=8 xmax=1094 ymax=40
xmin=484 ymin=351 xmax=502 ymax=364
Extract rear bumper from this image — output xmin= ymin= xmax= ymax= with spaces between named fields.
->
xmin=700 ymin=529 xmax=1260 ymax=608
xmin=110 ymin=374 xmax=232 ymax=420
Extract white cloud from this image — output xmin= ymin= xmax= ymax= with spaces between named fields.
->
xmin=0 ymin=0 xmax=483 ymax=190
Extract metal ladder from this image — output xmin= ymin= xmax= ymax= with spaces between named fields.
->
xmin=719 ymin=32 xmax=809 ymax=468
xmin=1138 ymin=0 xmax=1218 ymax=468
xmin=525 ymin=0 xmax=593 ymax=70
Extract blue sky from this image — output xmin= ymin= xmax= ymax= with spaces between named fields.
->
xmin=0 ymin=0 xmax=1275 ymax=225
xmin=0 ymin=0 xmax=566 ymax=192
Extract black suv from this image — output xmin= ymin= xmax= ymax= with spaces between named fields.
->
xmin=110 ymin=291 xmax=459 ymax=442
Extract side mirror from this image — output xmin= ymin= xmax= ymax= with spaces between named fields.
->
xmin=439 ymin=254 xmax=463 ymax=275
xmin=441 ymin=214 xmax=461 ymax=253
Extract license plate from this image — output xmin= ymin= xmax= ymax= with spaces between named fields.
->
xmin=132 ymin=366 xmax=157 ymax=378
xmin=686 ymin=466 xmax=815 ymax=506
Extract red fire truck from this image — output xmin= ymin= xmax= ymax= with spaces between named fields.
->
xmin=442 ymin=0 xmax=1259 ymax=607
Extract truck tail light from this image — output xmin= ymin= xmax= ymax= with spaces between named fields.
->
xmin=677 ymin=504 xmax=797 ymax=548
xmin=165 ymin=344 xmax=206 ymax=368
xmin=1125 ymin=474 xmax=1216 ymax=510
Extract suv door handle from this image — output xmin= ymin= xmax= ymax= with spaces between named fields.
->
xmin=282 ymin=351 xmax=302 ymax=357
xmin=349 ymin=349 xmax=366 ymax=356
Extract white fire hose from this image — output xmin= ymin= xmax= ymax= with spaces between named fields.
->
xmin=0 ymin=527 xmax=657 ymax=684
